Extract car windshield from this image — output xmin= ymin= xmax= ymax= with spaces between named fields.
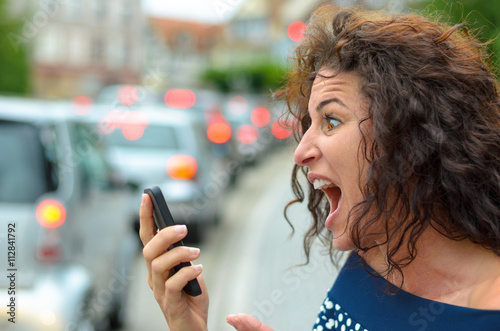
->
xmin=105 ymin=125 xmax=179 ymax=149
xmin=0 ymin=121 xmax=50 ymax=203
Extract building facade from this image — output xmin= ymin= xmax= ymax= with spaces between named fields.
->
xmin=17 ymin=0 xmax=143 ymax=99
xmin=146 ymin=17 xmax=225 ymax=88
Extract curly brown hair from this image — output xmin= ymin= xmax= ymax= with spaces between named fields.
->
xmin=278 ymin=4 xmax=500 ymax=279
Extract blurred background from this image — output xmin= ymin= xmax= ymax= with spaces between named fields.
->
xmin=0 ymin=0 xmax=497 ymax=330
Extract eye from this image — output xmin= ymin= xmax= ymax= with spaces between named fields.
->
xmin=324 ymin=115 xmax=341 ymax=131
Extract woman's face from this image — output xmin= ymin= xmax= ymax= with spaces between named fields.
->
xmin=294 ymin=70 xmax=370 ymax=251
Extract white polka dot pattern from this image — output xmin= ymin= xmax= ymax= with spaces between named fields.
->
xmin=312 ymin=297 xmax=368 ymax=331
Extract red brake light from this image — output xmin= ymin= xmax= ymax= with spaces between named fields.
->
xmin=287 ymin=21 xmax=306 ymax=42
xmin=122 ymin=123 xmax=145 ymax=140
xmin=164 ymin=89 xmax=196 ymax=109
xmin=72 ymin=96 xmax=93 ymax=115
xmin=36 ymin=200 xmax=67 ymax=229
xmin=36 ymin=241 xmax=63 ymax=264
xmin=272 ymin=119 xmax=292 ymax=139
xmin=237 ymin=124 xmax=258 ymax=144
xmin=250 ymin=107 xmax=270 ymax=127
xmin=207 ymin=122 xmax=232 ymax=144
xmin=166 ymin=155 xmax=197 ymax=180
xmin=118 ymin=86 xmax=139 ymax=106
xmin=101 ymin=110 xmax=149 ymax=140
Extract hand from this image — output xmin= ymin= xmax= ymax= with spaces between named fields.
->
xmin=226 ymin=314 xmax=275 ymax=331
xmin=139 ymin=194 xmax=209 ymax=331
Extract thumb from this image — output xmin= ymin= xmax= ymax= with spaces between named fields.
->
xmin=226 ymin=313 xmax=275 ymax=331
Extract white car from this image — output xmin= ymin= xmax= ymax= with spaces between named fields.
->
xmin=80 ymin=105 xmax=228 ymax=242
xmin=0 ymin=97 xmax=138 ymax=331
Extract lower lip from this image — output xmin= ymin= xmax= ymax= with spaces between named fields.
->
xmin=325 ymin=197 xmax=341 ymax=229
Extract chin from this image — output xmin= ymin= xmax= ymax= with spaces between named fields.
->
xmin=331 ymin=236 xmax=356 ymax=251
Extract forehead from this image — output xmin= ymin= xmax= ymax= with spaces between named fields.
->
xmin=310 ymin=70 xmax=362 ymax=97
xmin=308 ymin=70 xmax=366 ymax=116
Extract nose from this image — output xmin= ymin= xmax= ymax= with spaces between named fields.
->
xmin=293 ymin=129 xmax=321 ymax=166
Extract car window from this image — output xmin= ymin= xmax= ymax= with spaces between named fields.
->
xmin=73 ymin=123 xmax=112 ymax=191
xmin=0 ymin=121 xmax=55 ymax=202
xmin=105 ymin=124 xmax=179 ymax=150
xmin=190 ymin=120 xmax=214 ymax=161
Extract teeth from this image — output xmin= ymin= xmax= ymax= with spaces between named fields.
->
xmin=313 ymin=179 xmax=335 ymax=190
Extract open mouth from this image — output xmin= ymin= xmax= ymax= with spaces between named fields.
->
xmin=313 ymin=179 xmax=342 ymax=215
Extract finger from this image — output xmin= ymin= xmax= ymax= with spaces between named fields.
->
xmin=143 ymin=225 xmax=188 ymax=289
xmin=153 ymin=246 xmax=201 ymax=270
xmin=226 ymin=314 xmax=275 ymax=331
xmin=143 ymin=225 xmax=188 ymax=264
xmin=164 ymin=264 xmax=203 ymax=306
xmin=139 ymin=193 xmax=156 ymax=246
xmin=151 ymin=246 xmax=200 ymax=297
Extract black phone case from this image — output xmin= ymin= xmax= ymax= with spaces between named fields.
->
xmin=144 ymin=186 xmax=202 ymax=297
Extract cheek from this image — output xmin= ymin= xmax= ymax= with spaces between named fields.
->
xmin=336 ymin=148 xmax=364 ymax=189
xmin=335 ymin=139 xmax=367 ymax=212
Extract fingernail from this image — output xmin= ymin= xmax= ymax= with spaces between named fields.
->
xmin=192 ymin=264 xmax=203 ymax=272
xmin=226 ymin=314 xmax=239 ymax=325
xmin=189 ymin=247 xmax=200 ymax=255
xmin=141 ymin=194 xmax=147 ymax=205
xmin=175 ymin=225 xmax=187 ymax=234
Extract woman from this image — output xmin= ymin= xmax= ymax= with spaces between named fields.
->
xmin=139 ymin=4 xmax=500 ymax=330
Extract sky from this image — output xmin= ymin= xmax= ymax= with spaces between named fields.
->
xmin=142 ymin=0 xmax=247 ymax=24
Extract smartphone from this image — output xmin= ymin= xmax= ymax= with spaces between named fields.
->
xmin=143 ymin=186 xmax=202 ymax=297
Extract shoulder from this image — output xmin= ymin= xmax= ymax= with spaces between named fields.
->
xmin=472 ymin=275 xmax=500 ymax=310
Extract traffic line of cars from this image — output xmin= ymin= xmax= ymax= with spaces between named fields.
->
xmin=0 ymin=98 xmax=137 ymax=331
xmin=0 ymin=90 xmax=292 ymax=330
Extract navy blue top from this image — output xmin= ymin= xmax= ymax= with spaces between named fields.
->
xmin=312 ymin=253 xmax=500 ymax=331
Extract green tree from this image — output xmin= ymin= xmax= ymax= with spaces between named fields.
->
xmin=0 ymin=0 xmax=30 ymax=95
xmin=409 ymin=0 xmax=500 ymax=66
xmin=202 ymin=61 xmax=287 ymax=94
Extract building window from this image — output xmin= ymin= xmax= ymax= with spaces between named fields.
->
xmin=91 ymin=36 xmax=106 ymax=63
xmin=122 ymin=0 xmax=134 ymax=26
xmin=176 ymin=31 xmax=193 ymax=51
xmin=95 ymin=0 xmax=107 ymax=22
xmin=68 ymin=29 xmax=86 ymax=66
xmin=66 ymin=0 xmax=82 ymax=21
xmin=35 ymin=26 xmax=61 ymax=64
xmin=123 ymin=39 xmax=133 ymax=68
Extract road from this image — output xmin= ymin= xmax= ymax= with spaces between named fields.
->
xmin=122 ymin=146 xmax=340 ymax=331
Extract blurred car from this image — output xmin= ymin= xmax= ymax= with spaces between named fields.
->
xmin=220 ymin=94 xmax=278 ymax=167
xmin=0 ymin=97 xmax=138 ymax=331
xmin=94 ymin=84 xmax=159 ymax=108
xmin=83 ymin=106 xmax=227 ymax=242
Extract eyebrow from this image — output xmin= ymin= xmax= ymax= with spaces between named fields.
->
xmin=315 ymin=98 xmax=347 ymax=112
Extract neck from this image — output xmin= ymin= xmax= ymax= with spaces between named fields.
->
xmin=362 ymin=228 xmax=500 ymax=307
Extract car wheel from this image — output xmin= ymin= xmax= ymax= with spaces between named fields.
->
xmin=73 ymin=290 xmax=98 ymax=331
xmin=109 ymin=232 xmax=137 ymax=329
xmin=108 ymin=297 xmax=126 ymax=329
